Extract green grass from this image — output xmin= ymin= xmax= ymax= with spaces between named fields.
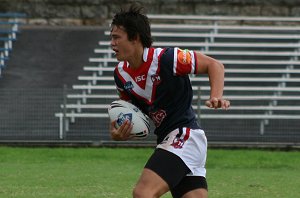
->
xmin=207 ymin=149 xmax=300 ymax=198
xmin=0 ymin=147 xmax=299 ymax=198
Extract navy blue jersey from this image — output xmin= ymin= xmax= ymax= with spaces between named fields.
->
xmin=114 ymin=47 xmax=201 ymax=143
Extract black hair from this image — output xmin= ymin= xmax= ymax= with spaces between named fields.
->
xmin=111 ymin=3 xmax=153 ymax=48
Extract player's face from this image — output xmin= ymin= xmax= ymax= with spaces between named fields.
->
xmin=110 ymin=25 xmax=135 ymax=61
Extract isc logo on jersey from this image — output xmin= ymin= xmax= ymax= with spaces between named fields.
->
xmin=135 ymin=74 xmax=146 ymax=82
xmin=177 ymin=49 xmax=192 ymax=65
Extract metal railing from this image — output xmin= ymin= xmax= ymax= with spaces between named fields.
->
xmin=0 ymin=88 xmax=299 ymax=145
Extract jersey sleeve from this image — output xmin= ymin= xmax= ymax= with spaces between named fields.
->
xmin=161 ymin=47 xmax=198 ymax=76
xmin=173 ymin=47 xmax=198 ymax=75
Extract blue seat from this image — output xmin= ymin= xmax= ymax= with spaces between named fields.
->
xmin=0 ymin=12 xmax=26 ymax=74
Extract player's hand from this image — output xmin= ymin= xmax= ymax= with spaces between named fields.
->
xmin=110 ymin=119 xmax=134 ymax=141
xmin=205 ymin=97 xmax=230 ymax=110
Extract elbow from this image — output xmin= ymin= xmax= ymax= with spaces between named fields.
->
xmin=216 ymin=59 xmax=225 ymax=71
xmin=196 ymin=53 xmax=225 ymax=74
xmin=209 ymin=59 xmax=225 ymax=75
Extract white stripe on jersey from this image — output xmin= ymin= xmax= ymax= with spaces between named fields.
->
xmin=190 ymin=51 xmax=196 ymax=74
xmin=173 ymin=47 xmax=178 ymax=75
xmin=117 ymin=48 xmax=164 ymax=104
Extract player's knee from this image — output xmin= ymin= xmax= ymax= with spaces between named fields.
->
xmin=132 ymin=186 xmax=141 ymax=198
xmin=133 ymin=185 xmax=148 ymax=198
xmin=132 ymin=185 xmax=158 ymax=198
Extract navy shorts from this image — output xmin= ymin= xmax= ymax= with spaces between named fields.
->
xmin=145 ymin=148 xmax=208 ymax=198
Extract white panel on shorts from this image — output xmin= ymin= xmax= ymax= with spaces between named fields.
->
xmin=157 ymin=127 xmax=207 ymax=177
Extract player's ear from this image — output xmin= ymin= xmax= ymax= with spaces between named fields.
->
xmin=131 ymin=34 xmax=141 ymax=44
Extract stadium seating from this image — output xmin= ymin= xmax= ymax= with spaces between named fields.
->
xmin=55 ymin=15 xmax=300 ymax=142
xmin=0 ymin=13 xmax=26 ymax=75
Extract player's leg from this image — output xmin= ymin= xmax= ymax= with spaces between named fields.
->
xmin=182 ymin=189 xmax=207 ymax=198
xmin=132 ymin=168 xmax=169 ymax=198
xmin=171 ymin=176 xmax=208 ymax=198
xmin=133 ymin=148 xmax=191 ymax=198
xmin=157 ymin=127 xmax=208 ymax=198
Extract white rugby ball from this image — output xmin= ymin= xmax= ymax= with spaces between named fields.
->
xmin=108 ymin=100 xmax=150 ymax=139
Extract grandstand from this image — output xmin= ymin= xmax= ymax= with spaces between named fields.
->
xmin=54 ymin=15 xmax=300 ymax=145
xmin=0 ymin=13 xmax=25 ymax=75
xmin=0 ymin=25 xmax=103 ymax=141
xmin=0 ymin=13 xmax=299 ymax=146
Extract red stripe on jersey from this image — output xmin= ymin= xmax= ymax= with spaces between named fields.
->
xmin=123 ymin=48 xmax=154 ymax=89
xmin=183 ymin=128 xmax=191 ymax=141
xmin=117 ymin=87 xmax=131 ymax=101
xmin=115 ymin=48 xmax=165 ymax=105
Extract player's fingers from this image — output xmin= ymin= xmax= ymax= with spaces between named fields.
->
xmin=109 ymin=120 xmax=118 ymax=138
xmin=123 ymin=121 xmax=133 ymax=135
xmin=205 ymin=100 xmax=212 ymax=108
xmin=224 ymin=100 xmax=230 ymax=109
xmin=120 ymin=119 xmax=131 ymax=131
xmin=209 ymin=97 xmax=221 ymax=109
xmin=110 ymin=120 xmax=131 ymax=141
xmin=206 ymin=98 xmax=230 ymax=109
xmin=110 ymin=120 xmax=117 ymax=130
xmin=119 ymin=120 xmax=133 ymax=139
xmin=219 ymin=101 xmax=223 ymax=108
xmin=219 ymin=99 xmax=229 ymax=109
xmin=123 ymin=124 xmax=133 ymax=140
xmin=212 ymin=97 xmax=219 ymax=108
xmin=205 ymin=99 xmax=218 ymax=108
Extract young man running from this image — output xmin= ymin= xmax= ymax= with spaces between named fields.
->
xmin=109 ymin=4 xmax=230 ymax=198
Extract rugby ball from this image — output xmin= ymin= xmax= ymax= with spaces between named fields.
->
xmin=108 ymin=100 xmax=150 ymax=139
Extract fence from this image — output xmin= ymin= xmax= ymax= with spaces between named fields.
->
xmin=1 ymin=15 xmax=300 ymax=148
xmin=0 ymin=87 xmax=299 ymax=147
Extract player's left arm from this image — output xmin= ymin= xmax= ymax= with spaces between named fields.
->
xmin=195 ymin=51 xmax=230 ymax=109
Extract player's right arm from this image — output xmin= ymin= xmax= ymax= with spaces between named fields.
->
xmin=109 ymin=70 xmax=133 ymax=141
xmin=110 ymin=89 xmax=133 ymax=141
xmin=110 ymin=119 xmax=133 ymax=141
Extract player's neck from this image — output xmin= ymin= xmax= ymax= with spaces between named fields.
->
xmin=127 ymin=46 xmax=144 ymax=70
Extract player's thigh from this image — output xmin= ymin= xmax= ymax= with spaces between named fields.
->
xmin=182 ymin=188 xmax=208 ymax=198
xmin=134 ymin=168 xmax=169 ymax=197
xmin=171 ymin=176 xmax=208 ymax=198
xmin=144 ymin=148 xmax=191 ymax=188
xmin=134 ymin=148 xmax=191 ymax=197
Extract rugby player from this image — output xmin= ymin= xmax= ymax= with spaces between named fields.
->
xmin=109 ymin=4 xmax=230 ymax=198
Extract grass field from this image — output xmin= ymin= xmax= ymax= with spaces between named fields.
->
xmin=0 ymin=147 xmax=299 ymax=198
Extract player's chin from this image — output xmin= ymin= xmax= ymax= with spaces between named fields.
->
xmin=115 ymin=54 xmax=124 ymax=61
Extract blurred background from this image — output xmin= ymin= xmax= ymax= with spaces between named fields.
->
xmin=0 ymin=0 xmax=299 ymax=148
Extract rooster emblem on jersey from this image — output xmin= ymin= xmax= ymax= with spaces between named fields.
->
xmin=171 ymin=137 xmax=186 ymax=149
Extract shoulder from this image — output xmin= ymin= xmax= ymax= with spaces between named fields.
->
xmin=161 ymin=47 xmax=198 ymax=75
xmin=114 ymin=61 xmax=127 ymax=74
xmin=157 ymin=47 xmax=174 ymax=64
xmin=149 ymin=47 xmax=167 ymax=60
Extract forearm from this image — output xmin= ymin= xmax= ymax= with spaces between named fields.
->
xmin=208 ymin=60 xmax=225 ymax=98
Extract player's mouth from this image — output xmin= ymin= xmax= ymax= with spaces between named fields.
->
xmin=112 ymin=48 xmax=119 ymax=55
